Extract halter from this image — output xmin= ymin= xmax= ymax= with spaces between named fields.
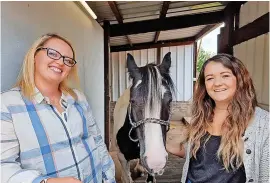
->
xmin=128 ymin=103 xmax=171 ymax=142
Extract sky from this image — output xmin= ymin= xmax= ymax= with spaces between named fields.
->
xmin=199 ymin=23 xmax=225 ymax=54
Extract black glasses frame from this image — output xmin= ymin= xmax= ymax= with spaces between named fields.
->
xmin=36 ymin=47 xmax=77 ymax=67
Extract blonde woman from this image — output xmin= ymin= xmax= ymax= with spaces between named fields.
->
xmin=167 ymin=54 xmax=269 ymax=183
xmin=1 ymin=33 xmax=115 ymax=183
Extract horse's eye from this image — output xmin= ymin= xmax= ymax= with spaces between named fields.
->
xmin=130 ymin=99 xmax=136 ymax=104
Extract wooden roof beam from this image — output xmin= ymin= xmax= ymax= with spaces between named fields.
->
xmin=110 ymin=11 xmax=225 ymax=37
xmin=111 ymin=36 xmax=195 ymax=52
xmin=195 ymin=24 xmax=222 ymax=41
xmin=154 ymin=1 xmax=170 ymax=43
xmin=108 ymin=1 xmax=133 ymax=46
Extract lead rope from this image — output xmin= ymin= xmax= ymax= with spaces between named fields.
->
xmin=128 ymin=103 xmax=172 ymax=142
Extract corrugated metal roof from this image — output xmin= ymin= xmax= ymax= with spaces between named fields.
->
xmin=87 ymin=1 xmax=226 ymax=47
xmin=87 ymin=1 xmax=116 ymax=22
xmin=117 ymin=1 xmax=163 ymax=23
xmin=110 ymin=36 xmax=128 ymax=46
xmin=158 ymin=25 xmax=207 ymax=41
xmin=128 ymin=32 xmax=156 ymax=44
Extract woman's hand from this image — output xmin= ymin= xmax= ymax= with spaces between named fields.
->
xmin=166 ymin=143 xmax=186 ymax=158
xmin=47 ymin=177 xmax=82 ymax=183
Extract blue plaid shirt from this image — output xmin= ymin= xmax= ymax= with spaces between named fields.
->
xmin=1 ymin=87 xmax=115 ymax=183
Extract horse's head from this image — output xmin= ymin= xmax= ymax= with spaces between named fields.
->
xmin=127 ymin=52 xmax=174 ymax=175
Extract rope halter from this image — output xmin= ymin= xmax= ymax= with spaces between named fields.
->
xmin=128 ymin=103 xmax=171 ymax=142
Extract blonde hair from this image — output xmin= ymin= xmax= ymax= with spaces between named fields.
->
xmin=190 ymin=54 xmax=257 ymax=171
xmin=16 ymin=33 xmax=80 ymax=100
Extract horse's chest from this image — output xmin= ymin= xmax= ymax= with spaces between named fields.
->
xmin=117 ymin=126 xmax=140 ymax=161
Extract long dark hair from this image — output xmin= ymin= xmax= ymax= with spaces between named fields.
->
xmin=190 ymin=53 xmax=257 ymax=170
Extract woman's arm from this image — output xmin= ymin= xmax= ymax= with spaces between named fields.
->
xmin=259 ymin=114 xmax=269 ymax=182
xmin=84 ymin=104 xmax=116 ymax=183
xmin=166 ymin=143 xmax=186 ymax=158
xmin=1 ymin=102 xmax=44 ymax=183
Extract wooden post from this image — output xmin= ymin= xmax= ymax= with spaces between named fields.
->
xmin=103 ymin=20 xmax=110 ymax=150
xmin=193 ymin=42 xmax=197 ymax=92
xmin=157 ymin=47 xmax=161 ymax=64
xmin=223 ymin=5 xmax=234 ymax=54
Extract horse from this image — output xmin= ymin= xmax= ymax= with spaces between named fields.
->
xmin=112 ymin=52 xmax=177 ymax=183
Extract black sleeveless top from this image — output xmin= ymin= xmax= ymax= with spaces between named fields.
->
xmin=187 ymin=133 xmax=246 ymax=183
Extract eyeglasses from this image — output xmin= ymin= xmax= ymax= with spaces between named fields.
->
xmin=36 ymin=47 xmax=77 ymax=67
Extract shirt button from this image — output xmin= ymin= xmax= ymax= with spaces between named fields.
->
xmin=246 ymin=149 xmax=252 ymax=154
xmin=248 ymin=179 xmax=254 ymax=182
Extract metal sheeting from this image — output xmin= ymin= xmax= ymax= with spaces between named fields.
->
xmin=110 ymin=45 xmax=194 ymax=102
xmin=167 ymin=1 xmax=225 ymax=17
xmin=128 ymin=32 xmax=156 ymax=44
xmin=88 ymin=1 xmax=226 ymax=46
xmin=87 ymin=1 xmax=116 ymax=22
xmin=110 ymin=49 xmax=158 ymax=101
xmin=233 ymin=1 xmax=269 ymax=110
xmin=116 ymin=1 xmax=162 ymax=23
xmin=158 ymin=25 xmax=206 ymax=41
xmin=161 ymin=45 xmax=194 ymax=101
xmin=110 ymin=36 xmax=128 ymax=46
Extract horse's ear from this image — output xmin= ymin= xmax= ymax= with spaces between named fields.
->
xmin=159 ymin=52 xmax=171 ymax=73
xmin=127 ymin=53 xmax=140 ymax=79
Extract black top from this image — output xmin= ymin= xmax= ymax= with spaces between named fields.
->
xmin=187 ymin=133 xmax=246 ymax=183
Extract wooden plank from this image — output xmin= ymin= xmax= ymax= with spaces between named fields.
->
xmin=246 ymin=38 xmax=255 ymax=77
xmin=147 ymin=49 xmax=156 ymax=64
xmin=176 ymin=46 xmax=185 ymax=101
xmin=193 ymin=42 xmax=197 ymax=91
xmin=133 ymin=50 xmax=141 ymax=66
xmin=119 ymin=52 xmax=126 ymax=96
xmin=154 ymin=1 xmax=170 ymax=43
xmin=140 ymin=49 xmax=148 ymax=67
xmin=111 ymin=37 xmax=195 ymax=52
xmin=126 ymin=51 xmax=133 ymax=88
xmin=257 ymin=1 xmax=269 ymax=18
xmin=108 ymin=1 xmax=132 ymax=46
xmin=253 ymin=35 xmax=265 ymax=103
xmin=232 ymin=13 xmax=269 ymax=46
xmin=111 ymin=52 xmax=119 ymax=101
xmin=103 ymin=20 xmax=110 ymax=149
xmin=184 ymin=45 xmax=193 ymax=101
xmin=261 ymin=33 xmax=269 ymax=108
xmin=239 ymin=2 xmax=249 ymax=28
xmin=170 ymin=46 xmax=177 ymax=101
xmin=110 ymin=11 xmax=224 ymax=37
xmin=248 ymin=1 xmax=258 ymax=23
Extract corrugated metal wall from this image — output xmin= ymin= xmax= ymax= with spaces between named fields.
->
xmin=233 ymin=1 xmax=269 ymax=110
xmin=110 ymin=44 xmax=194 ymax=102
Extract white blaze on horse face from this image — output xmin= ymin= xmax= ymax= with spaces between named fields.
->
xmin=143 ymin=66 xmax=168 ymax=173
xmin=134 ymin=80 xmax=142 ymax=88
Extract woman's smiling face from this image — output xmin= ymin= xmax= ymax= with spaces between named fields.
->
xmin=204 ymin=61 xmax=237 ymax=105
xmin=34 ymin=38 xmax=73 ymax=85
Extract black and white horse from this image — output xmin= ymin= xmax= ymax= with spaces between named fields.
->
xmin=114 ymin=52 xmax=175 ymax=183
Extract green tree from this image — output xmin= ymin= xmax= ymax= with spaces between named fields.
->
xmin=197 ymin=48 xmax=214 ymax=73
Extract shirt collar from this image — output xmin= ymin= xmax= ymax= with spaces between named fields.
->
xmin=33 ymin=87 xmax=75 ymax=105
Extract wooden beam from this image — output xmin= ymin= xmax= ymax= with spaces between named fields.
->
xmin=193 ymin=42 xmax=197 ymax=92
xmin=218 ymin=1 xmax=246 ymax=54
xmin=157 ymin=47 xmax=161 ymax=64
xmin=108 ymin=1 xmax=132 ymax=46
xmin=103 ymin=20 xmax=110 ymax=149
xmin=110 ymin=11 xmax=225 ymax=37
xmin=195 ymin=24 xmax=221 ymax=41
xmin=108 ymin=1 xmax=123 ymax=23
xmin=111 ymin=37 xmax=195 ymax=52
xmin=154 ymin=1 xmax=170 ymax=43
xmin=232 ymin=12 xmax=269 ymax=46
